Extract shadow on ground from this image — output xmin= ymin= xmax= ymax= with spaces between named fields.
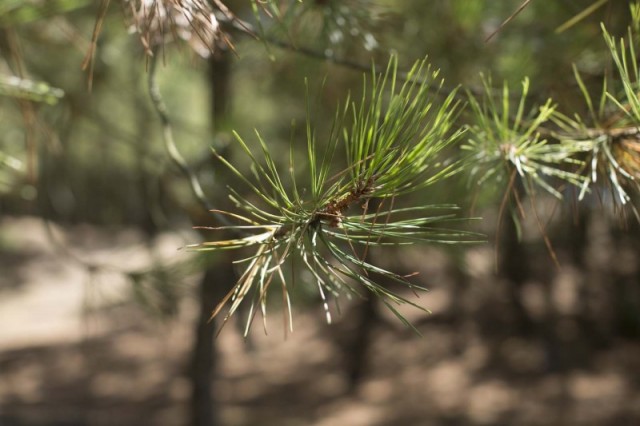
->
xmin=1 ymin=217 xmax=640 ymax=425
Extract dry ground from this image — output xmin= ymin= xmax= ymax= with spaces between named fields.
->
xmin=1 ymin=217 xmax=640 ymax=426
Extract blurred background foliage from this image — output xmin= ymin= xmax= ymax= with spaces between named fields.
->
xmin=0 ymin=0 xmax=633 ymax=223
xmin=2 ymin=1 xmax=640 ymax=425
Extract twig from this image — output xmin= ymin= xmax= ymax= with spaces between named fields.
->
xmin=485 ymin=0 xmax=534 ymax=43
xmin=213 ymin=11 xmax=478 ymax=99
xmin=82 ymin=0 xmax=111 ymax=91
xmin=494 ymin=167 xmax=518 ymax=272
xmin=528 ymin=186 xmax=561 ymax=270
xmin=147 ymin=51 xmax=231 ymax=226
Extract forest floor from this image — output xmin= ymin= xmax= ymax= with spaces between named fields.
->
xmin=1 ymin=216 xmax=640 ymax=426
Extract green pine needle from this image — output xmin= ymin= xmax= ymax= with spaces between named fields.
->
xmin=551 ymin=21 xmax=640 ymax=210
xmin=463 ymin=75 xmax=586 ymax=200
xmin=189 ymin=56 xmax=479 ymax=335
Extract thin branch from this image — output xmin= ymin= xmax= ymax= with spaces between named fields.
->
xmin=213 ymin=11 xmax=477 ymax=99
xmin=485 ymin=0 xmax=534 ymax=43
xmin=528 ymin=187 xmax=561 ymax=270
xmin=82 ymin=0 xmax=111 ymax=91
xmin=494 ymin=167 xmax=518 ymax=273
xmin=147 ymin=51 xmax=231 ymax=226
xmin=556 ymin=0 xmax=610 ymax=34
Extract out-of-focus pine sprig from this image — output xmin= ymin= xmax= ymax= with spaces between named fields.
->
xmin=122 ymin=0 xmax=223 ymax=58
xmin=0 ymin=74 xmax=62 ymax=186
xmin=0 ymin=75 xmax=64 ymax=104
xmin=83 ymin=0 xmax=282 ymax=87
xmin=552 ymin=12 xmax=640 ymax=212
xmin=0 ymin=3 xmax=70 ymax=186
xmin=189 ymin=56 xmax=479 ymax=335
xmin=462 ymin=76 xmax=585 ymax=201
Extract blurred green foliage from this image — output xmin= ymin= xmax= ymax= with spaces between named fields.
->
xmin=0 ymin=0 xmax=90 ymax=27
xmin=0 ymin=0 xmax=636 ymax=278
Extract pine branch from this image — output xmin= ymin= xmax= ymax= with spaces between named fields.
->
xmin=189 ymin=56 xmax=480 ymax=334
xmin=549 ymin=21 xmax=640 ymax=210
xmin=463 ymin=75 xmax=586 ymax=201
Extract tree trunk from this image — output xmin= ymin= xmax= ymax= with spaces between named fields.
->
xmin=499 ymin=210 xmax=534 ymax=334
xmin=346 ymin=293 xmax=377 ymax=391
xmin=188 ymin=49 xmax=234 ymax=426
xmin=189 ymin=262 xmax=235 ymax=426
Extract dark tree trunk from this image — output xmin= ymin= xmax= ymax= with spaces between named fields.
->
xmin=188 ymin=49 xmax=234 ymax=426
xmin=499 ymin=211 xmax=534 ymax=334
xmin=189 ymin=268 xmax=219 ymax=426
xmin=346 ymin=293 xmax=377 ymax=391
xmin=189 ymin=262 xmax=235 ymax=426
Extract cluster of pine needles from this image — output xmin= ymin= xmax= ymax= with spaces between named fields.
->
xmin=464 ymin=20 xmax=640 ymax=230
xmin=192 ymin=17 xmax=640 ymax=334
xmin=189 ymin=57 xmax=480 ymax=335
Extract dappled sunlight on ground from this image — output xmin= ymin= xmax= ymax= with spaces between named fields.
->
xmin=1 ymin=217 xmax=640 ymax=425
